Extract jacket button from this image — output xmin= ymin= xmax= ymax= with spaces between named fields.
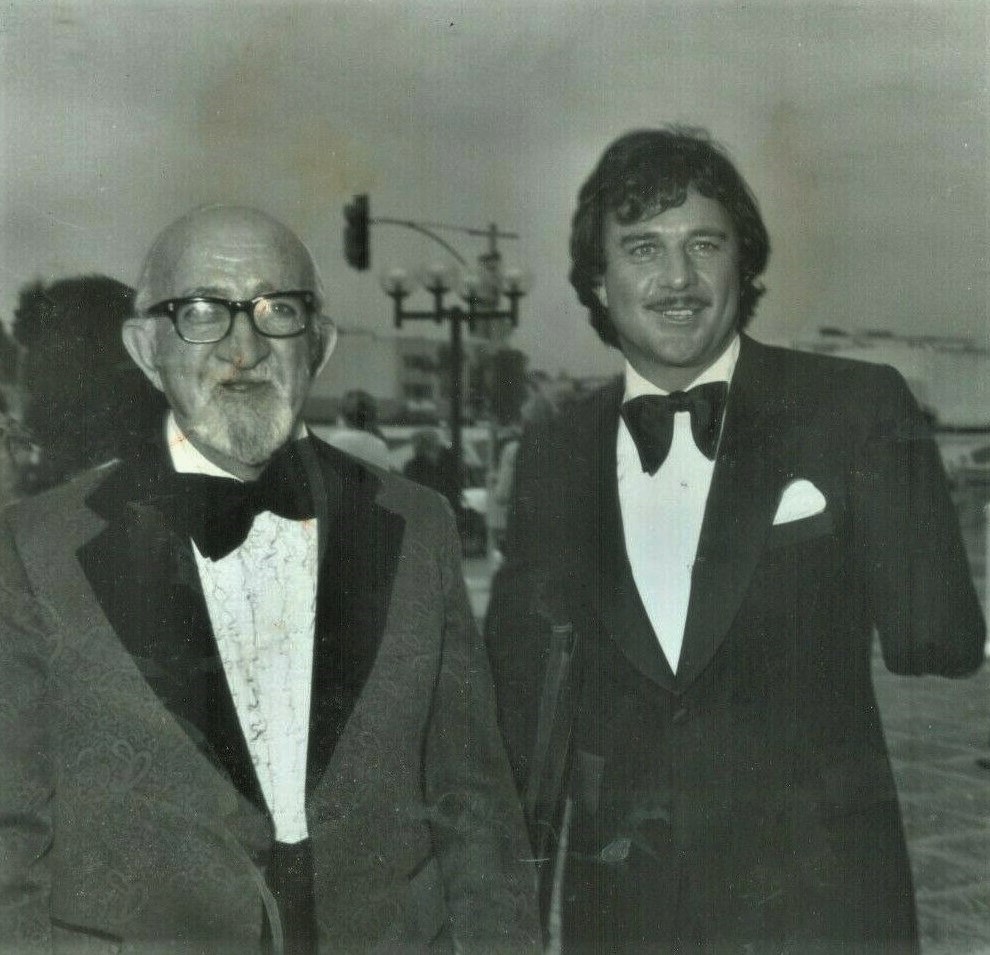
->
xmin=671 ymin=706 xmax=689 ymax=725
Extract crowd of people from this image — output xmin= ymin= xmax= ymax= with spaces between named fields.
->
xmin=0 ymin=126 xmax=984 ymax=955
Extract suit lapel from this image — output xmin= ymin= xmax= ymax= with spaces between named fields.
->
xmin=78 ymin=447 xmax=266 ymax=813
xmin=569 ymin=382 xmax=678 ymax=692
xmin=79 ymin=436 xmax=407 ymax=810
xmin=675 ymin=337 xmax=792 ymax=687
xmin=304 ymin=440 xmax=405 ymax=795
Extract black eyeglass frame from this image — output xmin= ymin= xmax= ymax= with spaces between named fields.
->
xmin=145 ymin=290 xmax=318 ymax=344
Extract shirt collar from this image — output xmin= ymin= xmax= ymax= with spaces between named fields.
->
xmin=166 ymin=413 xmax=308 ymax=480
xmin=623 ymin=334 xmax=740 ymax=401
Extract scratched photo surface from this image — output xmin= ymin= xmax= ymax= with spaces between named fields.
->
xmin=1 ymin=1 xmax=987 ymax=953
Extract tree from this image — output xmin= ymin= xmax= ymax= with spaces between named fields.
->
xmin=13 ymin=275 xmax=167 ymax=492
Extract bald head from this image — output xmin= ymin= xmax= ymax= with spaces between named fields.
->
xmin=134 ymin=206 xmax=324 ymax=314
xmin=123 ymin=205 xmax=336 ymax=480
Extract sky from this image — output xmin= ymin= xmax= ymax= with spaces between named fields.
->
xmin=0 ymin=0 xmax=986 ymax=380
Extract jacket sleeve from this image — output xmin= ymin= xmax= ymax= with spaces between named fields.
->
xmin=422 ymin=500 xmax=541 ymax=954
xmin=853 ymin=365 xmax=985 ymax=675
xmin=0 ymin=526 xmax=54 ymax=952
xmin=484 ymin=427 xmax=558 ymax=796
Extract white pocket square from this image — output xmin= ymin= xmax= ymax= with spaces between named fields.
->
xmin=773 ymin=479 xmax=827 ymax=525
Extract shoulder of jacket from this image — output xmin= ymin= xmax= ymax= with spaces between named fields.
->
xmin=752 ymin=339 xmax=901 ymax=383
xmin=527 ymin=377 xmax=621 ymax=442
xmin=7 ymin=462 xmax=117 ymax=529
xmin=2 ymin=464 xmax=118 ymax=576
xmin=746 ymin=341 xmax=910 ymax=419
xmin=377 ymin=466 xmax=459 ymax=528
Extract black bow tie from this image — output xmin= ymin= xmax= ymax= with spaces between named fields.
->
xmin=621 ymin=382 xmax=728 ymax=474
xmin=166 ymin=441 xmax=316 ymax=560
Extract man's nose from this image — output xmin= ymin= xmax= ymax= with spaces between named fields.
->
xmin=216 ymin=310 xmax=270 ymax=367
xmin=656 ymin=248 xmax=694 ymax=291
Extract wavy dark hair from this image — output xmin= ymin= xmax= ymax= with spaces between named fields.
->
xmin=569 ymin=126 xmax=771 ymax=347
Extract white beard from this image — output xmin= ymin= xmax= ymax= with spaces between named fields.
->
xmin=186 ymin=382 xmax=297 ymax=467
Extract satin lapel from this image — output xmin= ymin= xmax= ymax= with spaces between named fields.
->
xmin=305 ymin=441 xmax=405 ymax=796
xmin=78 ymin=453 xmax=266 ymax=813
xmin=579 ymin=382 xmax=678 ymax=692
xmin=675 ymin=338 xmax=791 ymax=687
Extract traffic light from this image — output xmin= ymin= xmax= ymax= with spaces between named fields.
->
xmin=343 ymin=194 xmax=370 ymax=270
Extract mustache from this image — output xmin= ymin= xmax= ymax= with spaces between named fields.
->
xmin=644 ymin=295 xmax=711 ymax=311
xmin=212 ymin=375 xmax=286 ymax=400
xmin=214 ymin=369 xmax=276 ymax=386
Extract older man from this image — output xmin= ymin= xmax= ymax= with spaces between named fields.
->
xmin=486 ymin=128 xmax=985 ymax=953
xmin=0 ymin=206 xmax=539 ymax=954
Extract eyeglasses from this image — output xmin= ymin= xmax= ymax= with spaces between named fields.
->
xmin=145 ymin=290 xmax=317 ymax=344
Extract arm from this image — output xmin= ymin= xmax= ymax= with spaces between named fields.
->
xmin=423 ymin=502 xmax=541 ymax=954
xmin=485 ymin=424 xmax=585 ymax=919
xmin=0 ymin=527 xmax=54 ymax=952
xmin=484 ymin=428 xmax=559 ymax=794
xmin=853 ymin=365 xmax=985 ymax=675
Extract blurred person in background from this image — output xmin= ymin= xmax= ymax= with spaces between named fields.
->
xmin=324 ymin=388 xmax=392 ymax=470
xmin=403 ymin=427 xmax=464 ymax=529
xmin=0 ymin=395 xmax=35 ymax=507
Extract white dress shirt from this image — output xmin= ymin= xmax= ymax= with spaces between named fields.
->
xmin=617 ymin=337 xmax=739 ymax=672
xmin=168 ymin=415 xmax=318 ymax=843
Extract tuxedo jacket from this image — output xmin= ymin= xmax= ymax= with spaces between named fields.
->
xmin=485 ymin=336 xmax=985 ymax=953
xmin=0 ymin=434 xmax=540 ymax=954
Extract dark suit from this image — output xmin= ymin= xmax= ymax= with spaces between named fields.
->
xmin=486 ymin=336 xmax=985 ymax=953
xmin=0 ymin=434 xmax=539 ymax=953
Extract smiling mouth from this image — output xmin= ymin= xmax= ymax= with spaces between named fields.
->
xmin=219 ymin=379 xmax=271 ymax=394
xmin=646 ymin=298 xmax=710 ymax=322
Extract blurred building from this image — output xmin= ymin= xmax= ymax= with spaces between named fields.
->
xmin=306 ymin=327 xmax=486 ymax=424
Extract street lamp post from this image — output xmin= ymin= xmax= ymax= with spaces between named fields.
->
xmin=380 ymin=263 xmax=530 ymax=470
xmin=342 ymin=194 xmax=531 ymax=481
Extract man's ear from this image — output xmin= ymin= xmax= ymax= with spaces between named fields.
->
xmin=310 ymin=316 xmax=338 ymax=378
xmin=121 ymin=318 xmax=166 ymax=392
xmin=593 ymin=283 xmax=608 ymax=309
